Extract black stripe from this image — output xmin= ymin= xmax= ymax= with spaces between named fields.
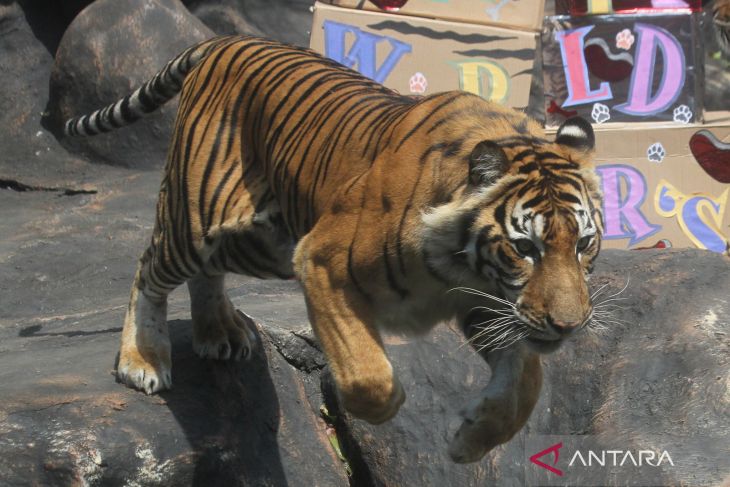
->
xmin=81 ymin=115 xmax=93 ymax=135
xmin=223 ymin=238 xmax=265 ymax=278
xmin=198 ymin=108 xmax=229 ymax=234
xmin=458 ymin=211 xmax=481 ymax=250
xmin=542 ymin=161 xmax=581 ymax=171
xmin=394 ymin=93 xmax=467 ymax=152
xmin=383 ymin=240 xmax=409 ymax=298
xmin=347 ymin=243 xmax=372 ymax=302
xmin=426 ymin=114 xmax=457 ymax=134
xmin=522 ymin=193 xmax=547 ymax=209
xmin=307 ymin=97 xmax=401 ymax=225
xmin=557 ymin=191 xmax=582 ymax=205
xmin=137 ymin=85 xmax=158 ymax=113
xmin=494 ymin=199 xmax=508 ymax=234
xmin=551 ymin=174 xmax=584 ymax=192
xmin=518 ymin=162 xmax=539 ymax=175
xmin=511 ymin=216 xmax=526 ymax=234
xmin=206 ymin=157 xmax=238 ymax=230
xmin=534 ymin=151 xmax=565 ymax=162
xmin=119 ymin=96 xmax=135 ymax=123
xmin=453 ymin=48 xmax=535 ymax=61
xmin=395 ymin=202 xmax=413 ymax=275
xmin=368 ymin=20 xmax=516 ymax=44
xmin=512 ymin=150 xmax=534 ymax=164
xmin=104 ymin=105 xmax=122 ymax=128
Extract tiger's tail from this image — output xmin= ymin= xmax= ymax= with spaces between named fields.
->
xmin=63 ymin=36 xmax=236 ymax=137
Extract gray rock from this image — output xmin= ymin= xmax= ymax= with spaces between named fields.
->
xmin=0 ymin=319 xmax=349 ymax=486
xmin=183 ymin=0 xmax=313 ymax=46
xmin=0 ymin=1 xmax=85 ymax=185
xmin=48 ymin=0 xmax=214 ymax=169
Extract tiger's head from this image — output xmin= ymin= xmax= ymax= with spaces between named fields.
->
xmin=424 ymin=117 xmax=603 ymax=352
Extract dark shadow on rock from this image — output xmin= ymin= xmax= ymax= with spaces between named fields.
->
xmin=18 ymin=324 xmax=122 ymax=338
xmin=320 ymin=368 xmax=375 ymax=487
xmin=161 ymin=318 xmax=289 ymax=486
xmin=14 ymin=1 xmax=69 ymax=55
xmin=182 ymin=0 xmax=313 ymax=46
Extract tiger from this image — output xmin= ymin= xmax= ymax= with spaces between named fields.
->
xmin=64 ymin=35 xmax=603 ymax=463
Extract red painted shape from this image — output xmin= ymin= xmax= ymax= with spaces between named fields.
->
xmin=584 ymin=38 xmax=634 ymax=82
xmin=569 ymin=0 xmax=702 ymax=15
xmin=547 ymin=100 xmax=578 ymax=119
xmin=529 ymin=442 xmax=564 ymax=477
xmin=690 ymin=130 xmax=730 ymax=183
xmin=633 ymin=238 xmax=672 ymax=250
xmin=370 ymin=0 xmax=409 ymax=11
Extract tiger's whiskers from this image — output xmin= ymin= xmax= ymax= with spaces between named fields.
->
xmin=449 ymin=287 xmax=528 ymax=351
xmin=587 ymin=276 xmax=630 ymax=335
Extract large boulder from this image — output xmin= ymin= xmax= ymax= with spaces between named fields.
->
xmin=183 ymin=0 xmax=313 ymax=46
xmin=0 ymin=319 xmax=348 ymax=486
xmin=0 ymin=1 xmax=85 ymax=184
xmin=48 ymin=0 xmax=214 ymax=169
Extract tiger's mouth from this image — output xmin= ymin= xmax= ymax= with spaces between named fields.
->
xmin=455 ymin=288 xmax=593 ymax=354
xmin=516 ymin=310 xmax=590 ymax=354
xmin=525 ymin=335 xmax=565 ymax=353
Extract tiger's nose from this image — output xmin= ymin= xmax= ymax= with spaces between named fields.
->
xmin=546 ymin=315 xmax=582 ymax=335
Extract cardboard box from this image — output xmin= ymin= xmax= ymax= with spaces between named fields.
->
xmin=310 ymin=2 xmax=537 ymax=110
xmin=562 ymin=112 xmax=730 ymax=252
xmin=542 ymin=14 xmax=703 ymax=126
xmin=319 ymin=0 xmax=545 ymax=32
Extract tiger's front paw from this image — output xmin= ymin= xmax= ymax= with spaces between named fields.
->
xmin=447 ymin=395 xmax=516 ymax=463
xmin=341 ymin=374 xmax=406 ymax=424
xmin=117 ymin=345 xmax=172 ymax=395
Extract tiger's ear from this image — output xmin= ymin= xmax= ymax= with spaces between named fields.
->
xmin=555 ymin=117 xmax=595 ymax=153
xmin=469 ymin=141 xmax=509 ymax=187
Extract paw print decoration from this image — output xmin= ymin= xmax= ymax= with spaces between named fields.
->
xmin=591 ymin=103 xmax=610 ymax=124
xmin=673 ymin=105 xmax=693 ymax=124
xmin=409 ymin=72 xmax=427 ymax=94
xmin=615 ymin=29 xmax=635 ymax=50
xmin=647 ymin=142 xmax=666 ymax=163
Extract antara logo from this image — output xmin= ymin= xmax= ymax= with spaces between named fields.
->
xmin=530 ymin=442 xmax=564 ymax=476
xmin=568 ymin=449 xmax=674 ymax=467
xmin=529 ymin=441 xmax=675 ymax=478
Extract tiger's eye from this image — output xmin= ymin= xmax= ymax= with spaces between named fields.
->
xmin=514 ymin=238 xmax=536 ymax=256
xmin=576 ymin=236 xmax=591 ymax=252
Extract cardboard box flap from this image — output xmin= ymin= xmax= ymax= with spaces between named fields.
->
xmin=320 ymin=0 xmax=545 ymax=32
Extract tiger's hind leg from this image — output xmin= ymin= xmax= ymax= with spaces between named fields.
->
xmin=117 ymin=184 xmax=208 ymax=394
xmin=187 ymin=197 xmax=295 ymax=361
xmin=187 ymin=272 xmax=258 ymax=361
xmin=117 ymin=263 xmax=173 ymax=394
xmin=116 ymin=232 xmax=202 ymax=394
